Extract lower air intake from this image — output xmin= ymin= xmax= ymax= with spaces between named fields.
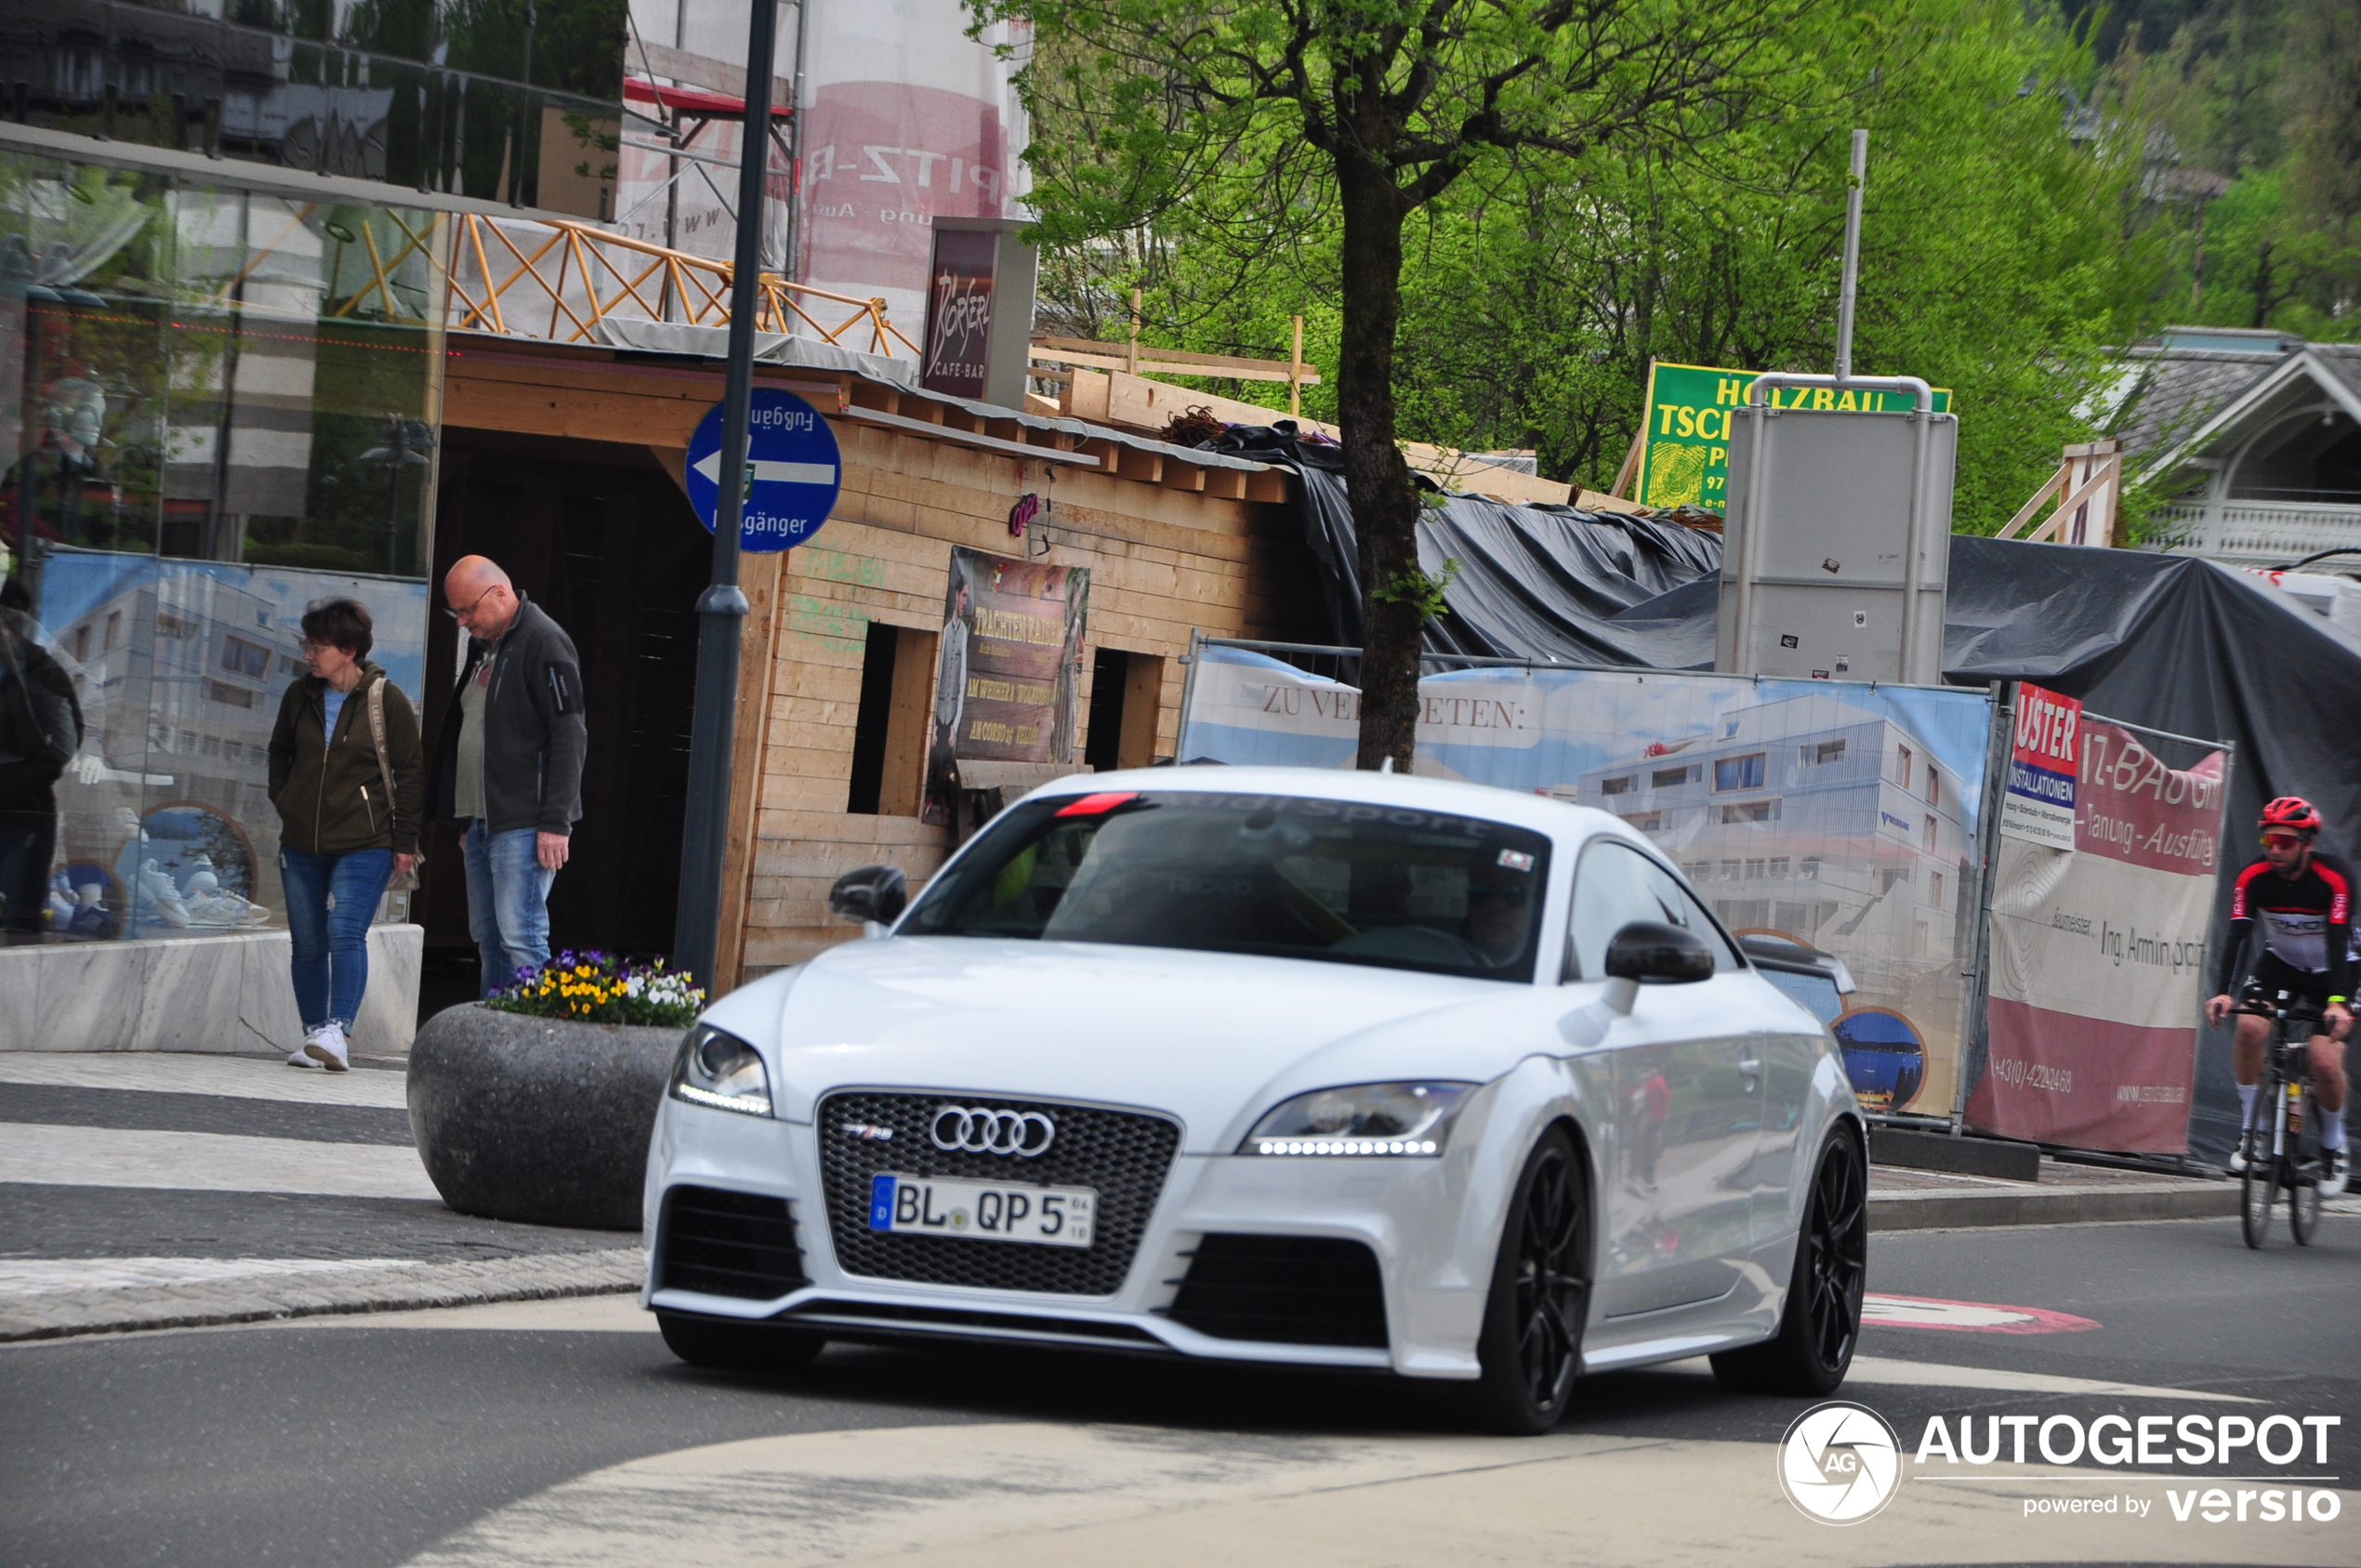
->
xmin=1167 ymin=1233 xmax=1389 ymax=1347
xmin=657 ymin=1185 xmax=807 ymax=1299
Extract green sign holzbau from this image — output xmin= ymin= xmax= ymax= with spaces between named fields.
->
xmin=1635 ymin=362 xmax=1955 ymax=511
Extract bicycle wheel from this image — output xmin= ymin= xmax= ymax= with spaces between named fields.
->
xmin=2290 ymin=1087 xmax=2323 ymax=1246
xmin=2239 ymin=1112 xmax=2276 ymax=1250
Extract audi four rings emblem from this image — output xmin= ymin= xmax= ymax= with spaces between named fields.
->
xmin=930 ymin=1105 xmax=1057 ymax=1156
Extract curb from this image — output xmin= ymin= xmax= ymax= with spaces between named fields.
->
xmin=0 ymin=1247 xmax=643 ymax=1344
xmin=1868 ymin=1179 xmax=2236 ymax=1232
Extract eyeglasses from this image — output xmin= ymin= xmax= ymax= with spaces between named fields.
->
xmin=2262 ymin=834 xmax=2306 ymax=850
xmin=442 ymin=583 xmax=496 ymax=624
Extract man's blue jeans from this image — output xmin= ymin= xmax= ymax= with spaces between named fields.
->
xmin=462 ymin=821 xmax=556 ymax=995
xmin=280 ymin=846 xmax=393 ymax=1031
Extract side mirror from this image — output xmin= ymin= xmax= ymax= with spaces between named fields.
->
xmin=1604 ymin=920 xmax=1714 ymax=984
xmin=828 ymin=864 xmax=907 ymax=927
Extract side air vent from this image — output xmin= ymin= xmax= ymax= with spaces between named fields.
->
xmin=1167 ymin=1233 xmax=1388 ymax=1348
xmin=657 ymin=1185 xmax=807 ymax=1300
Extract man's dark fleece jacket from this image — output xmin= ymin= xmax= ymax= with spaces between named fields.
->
xmin=427 ymin=595 xmax=587 ymax=836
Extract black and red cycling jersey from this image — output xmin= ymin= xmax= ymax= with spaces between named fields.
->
xmin=2216 ymin=849 xmax=2354 ymax=999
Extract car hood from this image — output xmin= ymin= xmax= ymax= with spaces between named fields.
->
xmin=709 ymin=937 xmax=1546 ymax=1153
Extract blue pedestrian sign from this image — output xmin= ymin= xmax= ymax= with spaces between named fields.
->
xmin=684 ymin=388 xmax=841 ymax=553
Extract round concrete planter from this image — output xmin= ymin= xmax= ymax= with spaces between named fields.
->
xmin=407 ymin=1002 xmax=679 ymax=1230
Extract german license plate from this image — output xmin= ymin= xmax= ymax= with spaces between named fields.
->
xmin=867 ymin=1174 xmax=1096 ymax=1248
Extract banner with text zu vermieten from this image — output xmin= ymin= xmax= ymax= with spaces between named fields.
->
xmin=1969 ymin=711 xmax=2229 ymax=1153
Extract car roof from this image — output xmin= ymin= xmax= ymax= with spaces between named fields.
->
xmin=1022 ymin=764 xmax=1633 ymax=847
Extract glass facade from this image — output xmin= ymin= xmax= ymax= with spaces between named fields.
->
xmin=2 ymin=1 xmax=627 ymax=218
xmin=2 ymin=148 xmax=441 ymax=941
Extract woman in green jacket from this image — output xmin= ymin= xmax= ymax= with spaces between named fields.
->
xmin=267 ymin=599 xmax=422 ymax=1071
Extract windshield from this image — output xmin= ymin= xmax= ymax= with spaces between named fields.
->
xmin=901 ymin=791 xmax=1553 ymax=982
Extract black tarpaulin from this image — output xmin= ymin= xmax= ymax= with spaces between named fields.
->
xmin=1252 ymin=441 xmax=2361 ymax=1160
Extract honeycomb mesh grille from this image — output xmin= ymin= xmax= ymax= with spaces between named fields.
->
xmin=815 ymin=1090 xmax=1180 ymax=1297
xmin=1167 ymin=1233 xmax=1389 ymax=1347
xmin=657 ymin=1185 xmax=808 ymax=1299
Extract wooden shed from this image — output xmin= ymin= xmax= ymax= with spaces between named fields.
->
xmin=427 ymin=338 xmax=1323 ymax=991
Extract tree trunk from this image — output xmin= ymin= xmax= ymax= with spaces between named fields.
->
xmin=1336 ymin=157 xmax=1423 ymax=772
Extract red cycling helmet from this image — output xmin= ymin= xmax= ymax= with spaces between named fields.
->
xmin=2259 ymin=797 xmax=2323 ymax=834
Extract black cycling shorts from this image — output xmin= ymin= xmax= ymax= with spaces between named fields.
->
xmin=2245 ymin=952 xmax=2335 ymax=1011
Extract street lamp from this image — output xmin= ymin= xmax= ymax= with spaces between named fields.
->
xmin=358 ymin=415 xmax=433 ymax=574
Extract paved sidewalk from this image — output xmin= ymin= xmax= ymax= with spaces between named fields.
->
xmin=0 ymin=1051 xmax=641 ymax=1343
xmin=1865 ymin=1151 xmax=2261 ymax=1230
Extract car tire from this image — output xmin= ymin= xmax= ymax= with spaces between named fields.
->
xmin=657 ymin=1311 xmax=826 ymax=1374
xmin=1464 ymin=1126 xmax=1591 ymax=1436
xmin=1710 ymin=1129 xmax=1866 ymax=1397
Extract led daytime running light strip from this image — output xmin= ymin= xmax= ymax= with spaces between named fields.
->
xmin=675 ymin=1083 xmax=772 ymax=1116
xmin=1256 ymin=1139 xmax=1439 ymax=1156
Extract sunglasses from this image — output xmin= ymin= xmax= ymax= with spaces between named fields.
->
xmin=2262 ymin=834 xmax=2306 ymax=850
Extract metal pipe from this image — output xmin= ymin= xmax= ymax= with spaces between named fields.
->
xmin=1730 ymin=402 xmax=1774 ymax=673
xmin=1834 ymin=128 xmax=1866 ymax=381
xmin=1900 ymin=400 xmax=1932 ymax=681
xmin=673 ymin=0 xmax=781 ymax=995
xmin=1745 ymin=371 xmax=1932 ymax=412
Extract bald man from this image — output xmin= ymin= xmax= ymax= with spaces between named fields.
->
xmin=427 ymin=557 xmax=587 ymax=995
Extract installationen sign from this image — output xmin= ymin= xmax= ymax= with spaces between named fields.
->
xmin=1999 ymin=683 xmax=2081 ymax=850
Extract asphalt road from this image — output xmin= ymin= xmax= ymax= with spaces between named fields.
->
xmin=5 ymin=1214 xmax=2354 ymax=1568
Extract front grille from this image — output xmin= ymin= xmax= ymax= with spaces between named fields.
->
xmin=656 ymin=1185 xmax=808 ymax=1299
xmin=815 ymin=1090 xmax=1181 ymax=1297
xmin=1167 ymin=1233 xmax=1389 ymax=1347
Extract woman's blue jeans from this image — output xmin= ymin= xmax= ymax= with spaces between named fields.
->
xmin=280 ymin=846 xmax=393 ymax=1032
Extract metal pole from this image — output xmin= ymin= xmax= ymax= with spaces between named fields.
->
xmin=785 ymin=0 xmax=809 ymax=281
xmin=673 ymin=0 xmax=779 ymax=994
xmin=1834 ymin=128 xmax=1866 ymax=381
xmin=1954 ymin=680 xmax=2015 ymax=1130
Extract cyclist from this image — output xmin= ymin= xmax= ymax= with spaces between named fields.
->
xmin=2206 ymin=797 xmax=2352 ymax=1191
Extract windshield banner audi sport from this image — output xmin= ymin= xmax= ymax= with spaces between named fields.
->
xmin=1968 ymin=711 xmax=2230 ymax=1153
xmin=1180 ymin=645 xmax=1996 ymax=1118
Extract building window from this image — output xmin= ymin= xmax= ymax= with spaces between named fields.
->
xmin=1721 ymin=799 xmax=1779 ymax=824
xmin=1652 ymin=766 xmax=1694 ymax=788
xmin=1923 ymin=814 xmax=1938 ymax=850
xmin=221 ymin=637 xmax=271 ymax=679
xmin=1600 ymin=775 xmax=1636 ymax=796
xmin=1881 ymin=866 xmax=1911 ymax=892
xmin=1926 ymin=769 xmax=1940 ymax=807
xmin=1804 ymin=739 xmax=1846 ymax=765
xmin=1744 ymin=858 xmax=1766 ymax=878
xmin=205 ymin=679 xmax=257 ymax=708
xmin=104 ymin=611 xmax=123 ymax=652
xmin=1929 ymin=870 xmax=1945 ymax=909
xmin=1895 ymin=744 xmax=1913 ymax=789
xmin=1770 ymin=857 xmax=1790 ymax=878
xmin=1685 ymin=862 xmax=1712 ymax=880
xmin=1714 ymin=753 xmax=1766 ymax=791
xmin=73 ymin=626 xmax=91 ymax=660
xmin=157 ymin=610 xmax=198 ymax=639
xmin=1800 ymin=857 xmax=1821 ymax=880
xmin=1720 ymin=859 xmax=1743 ymax=880
xmin=1619 ymin=810 xmax=1662 ymax=831
xmin=1914 ymin=920 xmax=1931 ymax=956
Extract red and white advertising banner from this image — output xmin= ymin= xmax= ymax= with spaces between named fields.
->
xmin=1970 ymin=693 xmax=2228 ymax=1153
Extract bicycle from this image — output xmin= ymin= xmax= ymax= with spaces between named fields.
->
xmin=2235 ymin=986 xmax=2328 ymax=1249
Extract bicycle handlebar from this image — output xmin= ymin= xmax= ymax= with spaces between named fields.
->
xmin=2236 ymin=984 xmax=2328 ymax=1023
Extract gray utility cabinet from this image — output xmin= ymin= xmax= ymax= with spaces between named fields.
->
xmin=1715 ymin=376 xmax=1957 ymax=686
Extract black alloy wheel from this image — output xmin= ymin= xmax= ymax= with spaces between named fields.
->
xmin=2239 ymin=1120 xmax=2277 ymax=1249
xmin=1711 ymin=1130 xmax=1867 ymax=1396
xmin=658 ymin=1311 xmax=826 ymax=1374
xmin=1467 ymin=1127 xmax=1592 ymax=1435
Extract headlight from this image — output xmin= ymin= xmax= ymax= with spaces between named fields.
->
xmin=669 ymin=1024 xmax=772 ymax=1117
xmin=1240 ymin=1082 xmax=1475 ymax=1156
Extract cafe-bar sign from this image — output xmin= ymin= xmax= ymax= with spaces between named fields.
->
xmin=1634 ymin=362 xmax=1954 ymax=511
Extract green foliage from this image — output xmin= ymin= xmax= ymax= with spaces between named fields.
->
xmin=1372 ymin=557 xmax=1461 ymax=621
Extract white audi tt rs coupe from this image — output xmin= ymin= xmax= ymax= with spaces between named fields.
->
xmin=642 ymin=767 xmax=1867 ymax=1432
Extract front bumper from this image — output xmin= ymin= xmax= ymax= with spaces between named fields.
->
xmin=642 ymin=1094 xmax=1492 ymax=1377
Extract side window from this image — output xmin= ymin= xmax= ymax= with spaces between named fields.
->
xmin=1564 ymin=840 xmax=1672 ymax=981
xmin=1629 ymin=855 xmax=1744 ymax=972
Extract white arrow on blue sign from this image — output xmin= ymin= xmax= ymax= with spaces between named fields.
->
xmin=683 ymin=388 xmax=842 ymax=553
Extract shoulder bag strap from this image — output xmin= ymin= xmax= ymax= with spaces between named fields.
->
xmin=366 ymin=676 xmax=398 ymax=809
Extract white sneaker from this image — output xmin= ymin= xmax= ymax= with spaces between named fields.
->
xmin=2329 ymin=1147 xmax=2352 ymax=1192
xmin=2226 ymin=1144 xmax=2247 ymax=1174
xmin=285 ymin=1046 xmax=316 ymax=1069
xmin=304 ymin=1022 xmax=350 ymax=1073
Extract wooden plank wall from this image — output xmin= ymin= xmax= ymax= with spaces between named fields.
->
xmin=439 ymin=342 xmax=1326 ymax=985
